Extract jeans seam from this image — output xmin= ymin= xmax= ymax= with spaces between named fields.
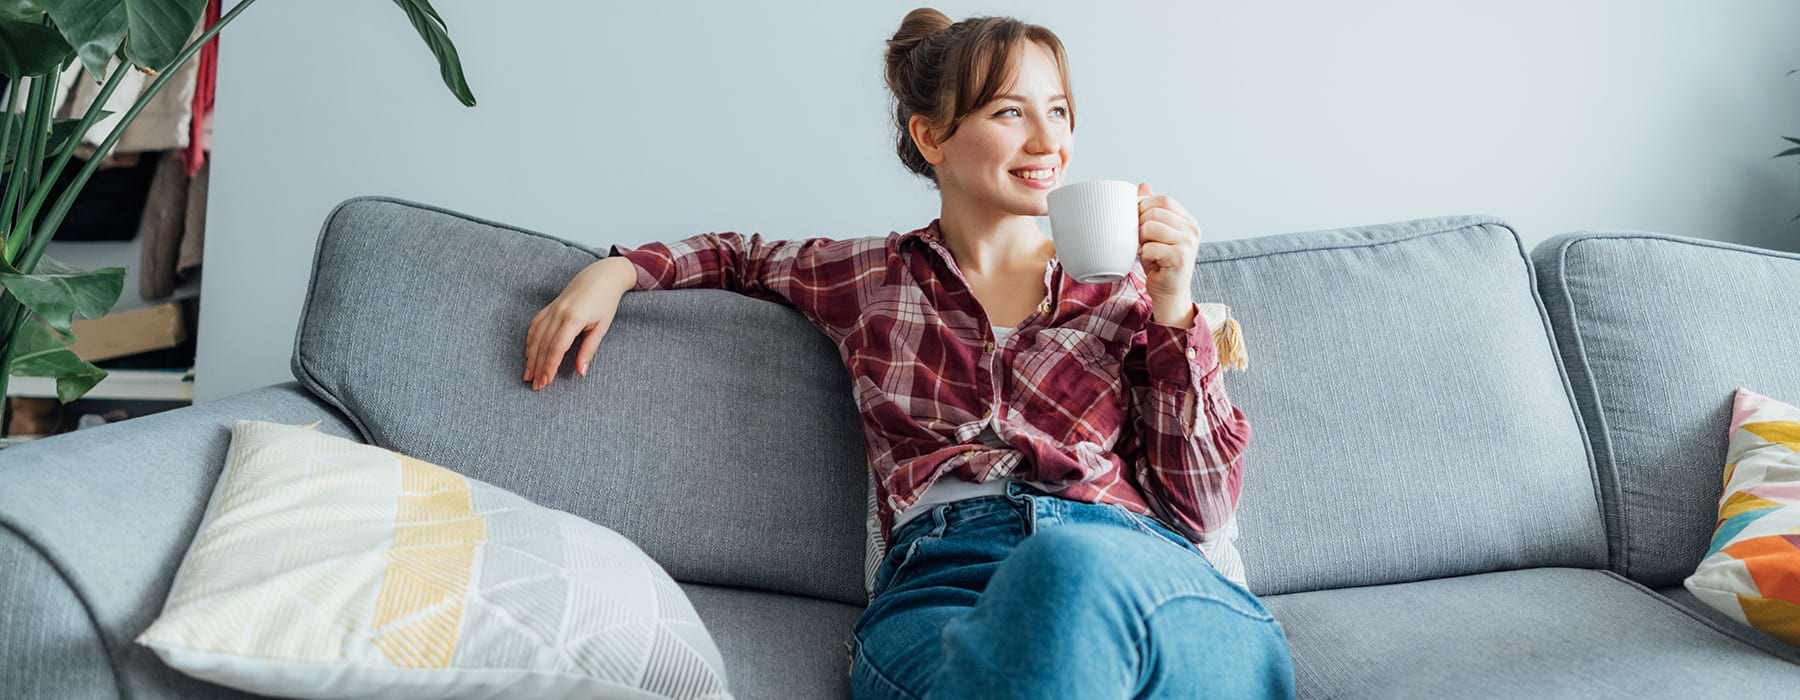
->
xmin=1150 ymin=589 xmax=1276 ymax=624
xmin=1112 ymin=505 xmax=1275 ymax=615
xmin=1113 ymin=504 xmax=1204 ymax=560
xmin=852 ymin=640 xmax=924 ymax=700
xmin=1133 ymin=593 xmax=1288 ymax=692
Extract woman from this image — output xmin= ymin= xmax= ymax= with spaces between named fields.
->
xmin=523 ymin=8 xmax=1295 ymax=699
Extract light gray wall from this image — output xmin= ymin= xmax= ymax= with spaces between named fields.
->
xmin=197 ymin=0 xmax=1800 ymax=403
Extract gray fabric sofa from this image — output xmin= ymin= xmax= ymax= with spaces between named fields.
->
xmin=4 ymin=196 xmax=1798 ymax=699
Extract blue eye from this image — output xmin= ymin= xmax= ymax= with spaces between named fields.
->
xmin=997 ymin=106 xmax=1071 ymax=118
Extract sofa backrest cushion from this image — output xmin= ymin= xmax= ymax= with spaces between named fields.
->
xmin=1531 ymin=231 xmax=1800 ymax=588
xmin=1202 ymin=215 xmax=1605 ymax=594
xmin=293 ymin=197 xmax=872 ymax=605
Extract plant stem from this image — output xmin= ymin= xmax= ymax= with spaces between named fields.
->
xmin=0 ymin=83 xmax=17 ymax=241
xmin=0 ymin=75 xmax=19 ymax=398
xmin=16 ymin=0 xmax=262 ymax=276
xmin=0 ymin=74 xmax=46 ymax=387
xmin=0 ymin=81 xmax=13 ymax=156
xmin=24 ymin=67 xmax=57 ymax=217
xmin=0 ymin=302 xmax=23 ymax=427
xmin=0 ymin=75 xmax=45 ymax=247
xmin=4 ymin=60 xmax=135 ymax=264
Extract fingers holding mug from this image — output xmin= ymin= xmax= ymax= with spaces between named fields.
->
xmin=1139 ymin=209 xmax=1197 ymax=247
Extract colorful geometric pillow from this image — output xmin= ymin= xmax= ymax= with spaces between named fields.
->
xmin=136 ymin=419 xmax=735 ymax=699
xmin=1684 ymin=387 xmax=1800 ymax=646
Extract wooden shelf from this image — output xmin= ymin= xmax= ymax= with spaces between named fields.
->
xmin=7 ymin=367 xmax=194 ymax=402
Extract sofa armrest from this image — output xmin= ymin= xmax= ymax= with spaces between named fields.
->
xmin=0 ymin=380 xmax=363 ymax=699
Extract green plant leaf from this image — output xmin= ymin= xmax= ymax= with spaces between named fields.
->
xmin=0 ymin=1 xmax=47 ymax=22
xmin=0 ymin=254 xmax=124 ymax=334
xmin=0 ymin=17 xmax=74 ymax=77
xmin=1774 ymin=146 xmax=1800 ymax=159
xmin=389 ymin=0 xmax=476 ymax=106
xmin=1784 ymin=136 xmax=1800 ymax=147
xmin=42 ymin=0 xmax=128 ymax=82
xmin=8 ymin=314 xmax=106 ymax=403
xmin=112 ymin=0 xmax=205 ymax=73
xmin=407 ymin=0 xmax=443 ymax=27
xmin=0 ymin=113 xmax=111 ymax=171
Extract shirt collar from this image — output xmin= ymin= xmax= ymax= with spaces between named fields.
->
xmin=901 ymin=218 xmax=1069 ymax=277
xmin=898 ymin=219 xmax=944 ymax=250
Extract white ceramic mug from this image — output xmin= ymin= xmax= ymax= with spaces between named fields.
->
xmin=1045 ymin=179 xmax=1147 ymax=284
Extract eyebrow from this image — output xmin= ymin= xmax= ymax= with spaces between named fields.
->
xmin=997 ymin=93 xmax=1068 ymax=103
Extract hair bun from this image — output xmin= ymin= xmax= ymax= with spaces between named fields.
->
xmin=884 ymin=7 xmax=953 ymax=87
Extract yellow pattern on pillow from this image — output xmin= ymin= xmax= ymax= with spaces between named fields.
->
xmin=371 ymin=455 xmax=485 ymax=669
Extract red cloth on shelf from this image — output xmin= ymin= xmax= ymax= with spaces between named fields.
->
xmin=183 ymin=0 xmax=220 ymax=178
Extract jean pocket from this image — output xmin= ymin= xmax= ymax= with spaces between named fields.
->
xmin=1109 ymin=504 xmax=1207 ymax=559
xmin=885 ymin=531 xmax=942 ymax=590
xmin=872 ymin=516 xmax=942 ymax=598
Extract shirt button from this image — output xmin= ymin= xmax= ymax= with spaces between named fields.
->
xmin=1186 ymin=347 xmax=1197 ymax=360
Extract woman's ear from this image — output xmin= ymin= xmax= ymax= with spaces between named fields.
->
xmin=908 ymin=114 xmax=944 ymax=166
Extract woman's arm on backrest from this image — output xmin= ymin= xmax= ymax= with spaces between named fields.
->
xmin=607 ymin=231 xmax=883 ymax=328
xmin=526 ymin=231 xmax=883 ymax=390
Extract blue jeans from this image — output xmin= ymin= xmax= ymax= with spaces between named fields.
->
xmin=850 ymin=481 xmax=1296 ymax=699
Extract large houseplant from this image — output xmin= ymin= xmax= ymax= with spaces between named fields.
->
xmin=1780 ymin=69 xmax=1800 ymax=224
xmin=0 ymin=0 xmax=474 ymax=411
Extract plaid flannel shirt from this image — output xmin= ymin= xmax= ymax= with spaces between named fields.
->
xmin=607 ymin=218 xmax=1252 ymax=587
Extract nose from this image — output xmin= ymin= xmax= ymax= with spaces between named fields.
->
xmin=1025 ymin=114 xmax=1062 ymax=156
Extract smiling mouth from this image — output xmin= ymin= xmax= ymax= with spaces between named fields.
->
xmin=1009 ymin=166 xmax=1057 ymax=187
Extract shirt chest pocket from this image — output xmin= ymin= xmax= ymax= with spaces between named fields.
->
xmin=1027 ymin=327 xmax=1119 ymax=370
xmin=1007 ymin=328 xmax=1127 ymax=440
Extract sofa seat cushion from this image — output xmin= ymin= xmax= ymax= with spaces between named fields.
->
xmin=1263 ymin=567 xmax=1799 ymax=698
xmin=680 ymin=584 xmax=861 ymax=700
xmin=1654 ymin=583 xmax=1800 ymax=666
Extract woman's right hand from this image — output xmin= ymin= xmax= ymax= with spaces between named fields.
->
xmin=524 ymin=258 xmax=636 ymax=391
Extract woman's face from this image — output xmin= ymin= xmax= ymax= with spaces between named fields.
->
xmin=920 ymin=41 xmax=1073 ymax=217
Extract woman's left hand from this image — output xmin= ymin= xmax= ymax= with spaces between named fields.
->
xmin=1137 ymin=182 xmax=1200 ymax=323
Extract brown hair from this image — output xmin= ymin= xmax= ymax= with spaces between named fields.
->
xmin=883 ymin=8 xmax=1076 ymax=186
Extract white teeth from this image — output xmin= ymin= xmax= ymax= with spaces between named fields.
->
xmin=1012 ymin=169 xmax=1053 ymax=180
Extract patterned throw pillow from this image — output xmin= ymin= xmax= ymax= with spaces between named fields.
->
xmin=1684 ymin=387 xmax=1800 ymax=646
xmin=136 ymin=420 xmax=734 ymax=699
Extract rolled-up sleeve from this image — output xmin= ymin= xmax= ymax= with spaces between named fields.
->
xmin=1122 ymin=300 xmax=1253 ymax=545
